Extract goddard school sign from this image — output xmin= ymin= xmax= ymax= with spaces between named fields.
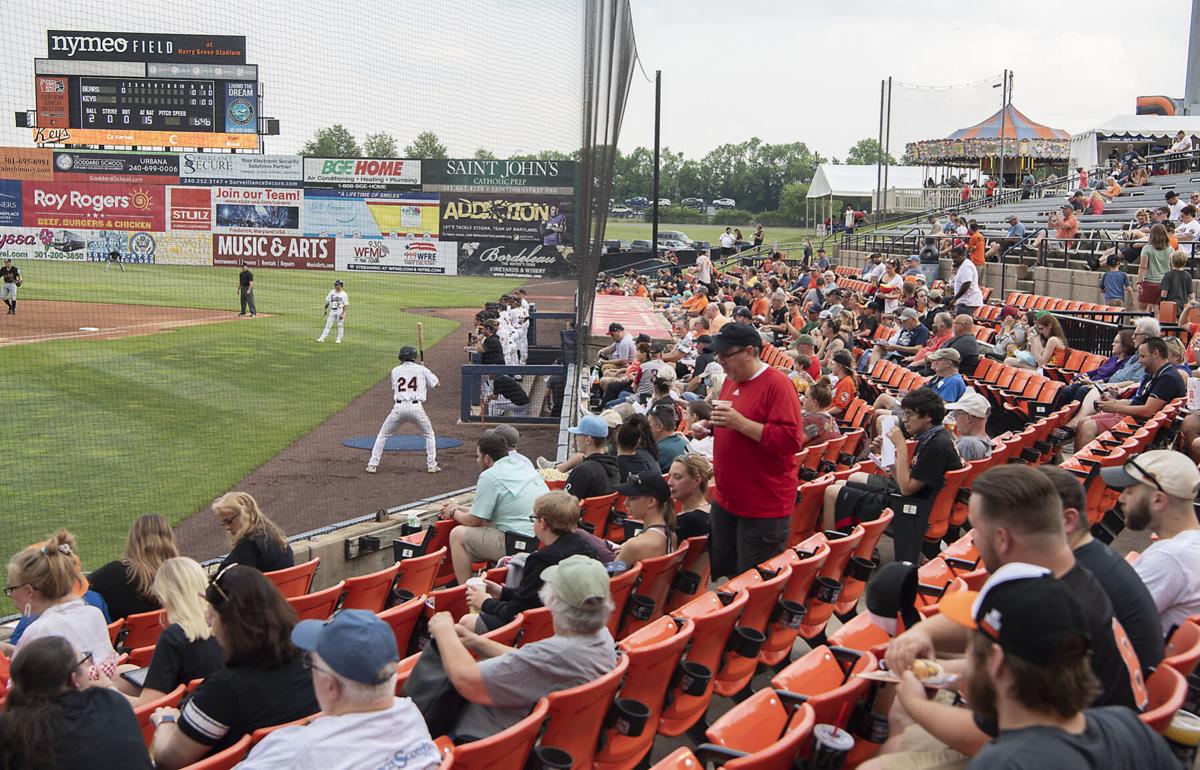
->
xmin=423 ymin=159 xmax=576 ymax=195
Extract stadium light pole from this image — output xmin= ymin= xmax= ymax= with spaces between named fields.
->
xmin=997 ymin=70 xmax=1009 ymax=196
xmin=882 ymin=77 xmax=892 ymax=217
xmin=875 ymin=79 xmax=885 ymax=214
xmin=651 ymin=69 xmax=661 ymax=258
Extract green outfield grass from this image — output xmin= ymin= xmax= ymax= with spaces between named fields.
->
xmin=3 ymin=262 xmax=519 ymax=569
xmin=603 ymin=221 xmax=818 ymax=246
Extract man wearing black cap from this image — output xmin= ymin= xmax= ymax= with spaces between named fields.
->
xmin=597 ymin=322 xmax=636 ymax=375
xmin=707 ymin=321 xmax=803 ymax=577
xmin=933 ymin=565 xmax=1174 ymax=769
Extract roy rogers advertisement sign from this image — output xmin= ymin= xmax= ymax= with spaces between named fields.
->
xmin=457 ymin=241 xmax=573 ymax=279
xmin=423 ymin=159 xmax=575 ymax=195
xmin=439 ymin=193 xmax=572 ymax=243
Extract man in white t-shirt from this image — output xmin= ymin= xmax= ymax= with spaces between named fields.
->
xmin=695 ymin=250 xmax=714 ymax=292
xmin=949 ymin=245 xmax=983 ymax=316
xmin=1176 ymin=205 xmax=1200 ymax=243
xmin=1166 ymin=191 xmax=1185 ymax=221
xmin=1102 ymin=450 xmax=1200 ymax=634
xmin=718 ymin=228 xmax=736 ymax=258
xmin=861 ymin=252 xmax=886 ymax=282
xmin=240 ymin=610 xmax=440 ymax=770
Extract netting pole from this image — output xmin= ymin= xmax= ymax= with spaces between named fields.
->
xmin=651 ymin=69 xmax=661 ymax=256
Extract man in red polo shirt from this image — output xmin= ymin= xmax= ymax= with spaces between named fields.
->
xmin=708 ymin=322 xmax=804 ymax=577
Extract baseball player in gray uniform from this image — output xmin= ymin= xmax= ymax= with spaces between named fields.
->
xmin=1 ymin=259 xmax=21 ymax=314
xmin=366 ymin=346 xmax=441 ymax=474
xmin=317 ymin=279 xmax=348 ymax=343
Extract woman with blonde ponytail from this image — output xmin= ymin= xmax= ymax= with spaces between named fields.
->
xmin=212 ymin=491 xmax=294 ymax=572
xmin=1 ymin=530 xmax=118 ymax=675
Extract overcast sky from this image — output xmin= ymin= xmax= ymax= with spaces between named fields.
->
xmin=0 ymin=1 xmax=1190 ymax=161
xmin=621 ymin=0 xmax=1192 ymax=160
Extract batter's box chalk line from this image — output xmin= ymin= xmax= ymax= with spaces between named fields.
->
xmin=342 ymin=436 xmax=464 ymax=451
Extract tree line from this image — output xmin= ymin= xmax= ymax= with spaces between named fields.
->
xmin=298 ymin=126 xmax=898 ymax=223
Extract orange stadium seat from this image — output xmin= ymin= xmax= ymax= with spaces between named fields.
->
xmin=178 ymin=735 xmax=252 ymax=770
xmin=339 ymin=561 xmax=403 ymax=613
xmin=660 ymin=589 xmax=749 ymax=736
xmin=376 ymin=593 xmax=428 ymax=657
xmin=438 ymin=698 xmax=549 ymax=770
xmin=286 ymin=581 xmax=345 ymax=622
xmin=263 ymin=557 xmax=320 ymax=599
xmin=540 ymin=654 xmax=631 ymax=768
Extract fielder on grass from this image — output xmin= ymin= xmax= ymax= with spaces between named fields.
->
xmin=1 ymin=258 xmax=21 ymax=315
xmin=366 ymin=346 xmax=441 ymax=475
xmin=317 ymin=279 xmax=348 ymax=343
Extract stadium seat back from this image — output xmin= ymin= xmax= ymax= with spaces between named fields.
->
xmin=178 ymin=734 xmax=251 ymax=770
xmin=128 ymin=644 xmax=155 ymax=668
xmin=826 ymin=611 xmax=894 ymax=657
xmin=449 ymin=697 xmax=550 ymax=770
xmin=834 ymin=508 xmax=895 ymax=615
xmin=541 ymin=654 xmax=630 ymax=768
xmin=706 ymin=694 xmax=817 ymax=770
xmin=579 ymin=493 xmax=618 ymax=536
xmin=619 ymin=547 xmax=688 ymax=638
xmin=117 ymin=609 xmax=169 ymax=652
xmin=263 ymin=557 xmax=320 ymax=599
xmin=285 ymin=581 xmax=345 ymax=622
xmin=924 ymin=467 xmax=973 ymax=544
xmin=340 ymin=561 xmax=403 ymax=613
xmin=134 ymin=684 xmax=186 ymax=746
xmin=790 ymin=474 xmax=835 ymax=546
xmin=1164 ymin=621 xmax=1200 ymax=678
xmin=1140 ymin=666 xmax=1187 ymax=735
xmin=377 ymin=593 xmax=427 ymax=657
xmin=425 ymin=583 xmax=470 ymax=623
xmin=713 ymin=565 xmax=793 ymax=696
xmin=666 ymin=535 xmax=710 ymax=612
xmin=596 ymin=617 xmax=695 ymax=770
xmin=249 ymin=713 xmax=320 ymax=745
xmin=660 ymin=590 xmax=749 ymax=735
xmin=769 ymin=645 xmax=877 ymax=725
xmin=518 ymin=606 xmax=555 ymax=646
xmin=607 ymin=563 xmax=643 ymax=639
xmin=481 ymin=613 xmax=524 ymax=647
xmin=393 ymin=547 xmax=448 ymax=598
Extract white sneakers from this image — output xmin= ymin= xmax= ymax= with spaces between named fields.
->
xmin=536 ymin=456 xmax=555 ymax=470
xmin=364 ymin=466 xmax=377 ymax=474
xmin=428 ymin=465 xmax=441 ymax=473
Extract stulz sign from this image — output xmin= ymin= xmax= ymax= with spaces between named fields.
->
xmin=212 ymin=234 xmax=334 ymax=270
xmin=303 ymin=158 xmax=420 ymax=189
xmin=456 ymin=241 xmax=573 ymax=279
xmin=46 ymin=31 xmax=246 ymax=64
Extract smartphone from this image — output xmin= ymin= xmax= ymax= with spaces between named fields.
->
xmin=121 ymin=667 xmax=149 ymax=690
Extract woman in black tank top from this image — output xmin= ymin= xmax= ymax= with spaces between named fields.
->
xmin=615 ymin=470 xmax=677 ymax=566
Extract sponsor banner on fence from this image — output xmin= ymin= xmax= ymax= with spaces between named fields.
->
xmin=0 ymin=148 xmax=54 ymax=180
xmin=46 ymin=31 xmax=247 ymax=64
xmin=0 ymin=181 xmax=22 ymax=226
xmin=85 ymin=230 xmax=156 ymax=263
xmin=52 ymin=151 xmax=180 ymax=185
xmin=156 ymin=231 xmax=212 ymax=265
xmin=168 ymin=186 xmax=212 ymax=231
xmin=336 ymin=238 xmax=457 ymax=275
xmin=0 ymin=228 xmax=87 ymax=261
xmin=21 ymin=180 xmax=165 ymax=231
xmin=439 ymin=193 xmax=572 ymax=244
xmin=31 ymin=127 xmax=259 ymax=150
xmin=303 ymin=158 xmax=421 ymax=190
xmin=212 ymin=234 xmax=334 ymax=270
xmin=423 ymin=159 xmax=576 ymax=195
xmin=179 ymin=153 xmax=302 ymax=187
xmin=456 ymin=241 xmax=574 ymax=279
xmin=213 ymin=187 xmax=302 ymax=234
xmin=303 ymin=189 xmax=439 ymax=238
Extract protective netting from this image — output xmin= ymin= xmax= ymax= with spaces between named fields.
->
xmin=0 ymin=0 xmax=636 ymax=569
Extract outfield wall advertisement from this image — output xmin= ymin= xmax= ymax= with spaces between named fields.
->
xmin=0 ymin=150 xmax=577 ymax=277
xmin=336 ymin=238 xmax=456 ymax=275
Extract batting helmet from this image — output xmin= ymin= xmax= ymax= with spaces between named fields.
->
xmin=398 ymin=346 xmax=418 ymax=362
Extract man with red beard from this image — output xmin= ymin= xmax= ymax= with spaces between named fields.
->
xmin=935 ymin=565 xmax=1174 ymax=769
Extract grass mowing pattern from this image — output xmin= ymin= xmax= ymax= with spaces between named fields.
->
xmin=2 ymin=262 xmax=519 ymax=568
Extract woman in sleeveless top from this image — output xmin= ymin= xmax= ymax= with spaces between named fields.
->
xmin=615 ymin=470 xmax=677 ymax=566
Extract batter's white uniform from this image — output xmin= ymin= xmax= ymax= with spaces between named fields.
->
xmin=499 ymin=311 xmax=519 ymax=366
xmin=317 ymin=288 xmax=348 ymax=343
xmin=368 ymin=361 xmax=440 ymax=471
xmin=511 ymin=305 xmax=529 ymax=363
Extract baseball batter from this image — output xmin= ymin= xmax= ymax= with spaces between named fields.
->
xmin=366 ymin=346 xmax=441 ymax=474
xmin=1 ymin=258 xmax=21 ymax=314
xmin=317 ymin=279 xmax=348 ymax=343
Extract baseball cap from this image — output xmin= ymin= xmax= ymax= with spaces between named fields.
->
xmin=708 ymin=322 xmax=763 ymax=352
xmin=484 ymin=424 xmax=520 ymax=449
xmin=732 ymin=306 xmax=753 ymax=319
xmin=906 ymin=254 xmax=920 ymax=262
xmin=616 ymin=469 xmax=672 ymax=503
xmin=998 ymin=305 xmax=1020 ymax=321
xmin=899 ymin=308 xmax=921 ymax=322
xmin=291 ymin=609 xmax=399 ymax=684
xmin=926 ymin=347 xmax=961 ymax=363
xmin=1006 ymin=214 xmax=1019 ymax=222
xmin=541 ymin=554 xmax=611 ymax=608
xmin=944 ymin=389 xmax=989 ymax=417
xmin=334 ymin=280 xmax=344 ymax=286
xmin=635 ymin=333 xmax=652 ymax=344
xmin=1100 ymin=450 xmax=1200 ymax=499
xmin=795 ymin=333 xmax=816 ymax=347
xmin=568 ymin=414 xmax=611 ymax=439
xmin=608 ymin=322 xmax=625 ymax=333
xmin=938 ymin=562 xmax=1090 ymax=666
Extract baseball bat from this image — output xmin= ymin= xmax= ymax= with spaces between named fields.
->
xmin=417 ymin=322 xmax=425 ymax=362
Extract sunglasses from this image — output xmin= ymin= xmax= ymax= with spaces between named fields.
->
xmin=1124 ymin=458 xmax=1165 ymax=495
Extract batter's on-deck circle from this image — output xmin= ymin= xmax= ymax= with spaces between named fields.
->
xmin=317 ymin=279 xmax=348 ymax=343
xmin=366 ymin=346 xmax=442 ymax=474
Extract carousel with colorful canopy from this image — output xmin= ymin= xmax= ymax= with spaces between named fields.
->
xmin=906 ymin=104 xmax=1071 ymax=178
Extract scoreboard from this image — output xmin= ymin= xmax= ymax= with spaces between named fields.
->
xmin=80 ymin=77 xmax=217 ymax=131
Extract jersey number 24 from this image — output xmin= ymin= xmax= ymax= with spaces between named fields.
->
xmin=396 ymin=377 xmax=419 ymax=395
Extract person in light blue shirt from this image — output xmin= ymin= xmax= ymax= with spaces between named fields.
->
xmin=441 ymin=433 xmax=548 ymax=583
xmin=985 ymin=214 xmax=1027 ymax=262
xmin=926 ymin=347 xmax=967 ymax=404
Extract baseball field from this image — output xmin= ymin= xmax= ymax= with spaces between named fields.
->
xmin=1 ymin=261 xmax=522 ymax=571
